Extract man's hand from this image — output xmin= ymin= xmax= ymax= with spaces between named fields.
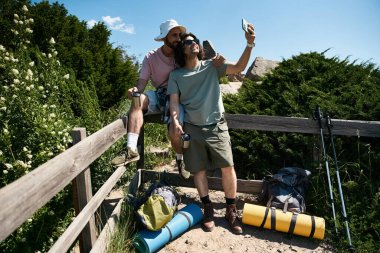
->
xmin=245 ymin=23 xmax=255 ymax=45
xmin=127 ymin=87 xmax=138 ymax=99
xmin=212 ymin=53 xmax=226 ymax=67
xmin=128 ymin=79 xmax=148 ymax=99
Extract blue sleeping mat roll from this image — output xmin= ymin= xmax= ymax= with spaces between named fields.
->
xmin=133 ymin=203 xmax=203 ymax=253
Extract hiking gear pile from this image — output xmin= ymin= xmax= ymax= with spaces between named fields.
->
xmin=128 ymin=179 xmax=180 ymax=231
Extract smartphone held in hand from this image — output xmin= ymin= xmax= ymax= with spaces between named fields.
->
xmin=242 ymin=18 xmax=252 ymax=34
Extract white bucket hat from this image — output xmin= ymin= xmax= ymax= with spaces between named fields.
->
xmin=154 ymin=19 xmax=186 ymax=41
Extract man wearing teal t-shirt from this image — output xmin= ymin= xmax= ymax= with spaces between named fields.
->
xmin=168 ymin=24 xmax=255 ymax=234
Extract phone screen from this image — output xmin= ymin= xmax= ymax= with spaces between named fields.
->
xmin=242 ymin=18 xmax=249 ymax=33
xmin=242 ymin=18 xmax=254 ymax=34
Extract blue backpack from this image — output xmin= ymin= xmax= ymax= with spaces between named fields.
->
xmin=258 ymin=167 xmax=311 ymax=213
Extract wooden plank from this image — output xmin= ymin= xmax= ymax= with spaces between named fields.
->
xmin=225 ymin=114 xmax=380 ymax=137
xmin=145 ymin=113 xmax=380 ymax=137
xmin=0 ymin=117 xmax=128 ymax=242
xmin=140 ymin=169 xmax=263 ymax=194
xmin=48 ymin=166 xmax=127 ymax=253
xmin=90 ymin=198 xmax=124 ymax=253
xmin=71 ymin=128 xmax=97 ymax=253
xmin=326 ymin=118 xmax=380 ymax=138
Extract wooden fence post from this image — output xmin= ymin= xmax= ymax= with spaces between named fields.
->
xmin=136 ymin=125 xmax=145 ymax=170
xmin=71 ymin=128 xmax=97 ymax=253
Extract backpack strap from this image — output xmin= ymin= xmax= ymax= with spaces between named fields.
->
xmin=283 ymin=195 xmax=292 ymax=213
xmin=266 ymin=195 xmax=274 ymax=207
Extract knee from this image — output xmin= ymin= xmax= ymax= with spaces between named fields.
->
xmin=194 ymin=170 xmax=206 ymax=180
xmin=129 ymin=98 xmax=148 ymax=116
xmin=141 ymin=95 xmax=149 ymax=110
xmin=168 ymin=124 xmax=179 ymax=138
xmin=221 ymin=166 xmax=235 ymax=176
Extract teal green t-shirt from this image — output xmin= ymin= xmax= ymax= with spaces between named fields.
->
xmin=167 ymin=60 xmax=227 ymax=125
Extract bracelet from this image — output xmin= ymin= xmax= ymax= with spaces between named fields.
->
xmin=247 ymin=42 xmax=255 ymax=48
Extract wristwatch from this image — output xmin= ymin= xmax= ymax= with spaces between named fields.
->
xmin=247 ymin=42 xmax=255 ymax=48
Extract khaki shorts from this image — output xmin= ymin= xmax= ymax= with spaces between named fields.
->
xmin=145 ymin=90 xmax=184 ymax=124
xmin=183 ymin=120 xmax=234 ymax=173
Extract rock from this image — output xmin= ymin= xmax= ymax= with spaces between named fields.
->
xmin=148 ymin=146 xmax=169 ymax=157
xmin=227 ymin=73 xmax=244 ymax=82
xmin=220 ymin=81 xmax=243 ymax=95
xmin=245 ymin=57 xmax=280 ymax=81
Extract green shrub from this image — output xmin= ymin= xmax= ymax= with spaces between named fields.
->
xmin=219 ymin=76 xmax=229 ymax=84
xmin=224 ymin=51 xmax=380 ymax=252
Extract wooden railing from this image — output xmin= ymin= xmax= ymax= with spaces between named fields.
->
xmin=0 ymin=113 xmax=379 ymax=253
xmin=137 ymin=113 xmax=380 ymax=168
xmin=0 ymin=117 xmax=129 ymax=253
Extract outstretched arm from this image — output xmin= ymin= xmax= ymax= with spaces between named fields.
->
xmin=225 ymin=23 xmax=256 ymax=75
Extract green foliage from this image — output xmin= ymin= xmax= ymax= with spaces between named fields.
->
xmin=108 ymin=201 xmax=138 ymax=253
xmin=224 ymin=51 xmax=380 ymax=251
xmin=0 ymin=4 xmax=114 ymax=252
xmin=219 ymin=76 xmax=229 ymax=84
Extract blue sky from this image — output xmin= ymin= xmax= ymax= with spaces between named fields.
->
xmin=35 ymin=0 xmax=380 ymax=72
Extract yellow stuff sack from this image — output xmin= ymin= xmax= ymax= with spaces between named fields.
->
xmin=136 ymin=186 xmax=179 ymax=231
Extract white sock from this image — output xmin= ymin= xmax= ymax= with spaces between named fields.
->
xmin=127 ymin=133 xmax=139 ymax=150
xmin=176 ymin=153 xmax=183 ymax=160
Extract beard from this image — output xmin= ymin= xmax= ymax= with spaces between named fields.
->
xmin=165 ymin=39 xmax=178 ymax=49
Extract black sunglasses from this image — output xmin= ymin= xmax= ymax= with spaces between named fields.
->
xmin=183 ymin=38 xmax=199 ymax=46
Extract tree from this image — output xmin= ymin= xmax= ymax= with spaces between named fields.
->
xmin=28 ymin=1 xmax=139 ymax=109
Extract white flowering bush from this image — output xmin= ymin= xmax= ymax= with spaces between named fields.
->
xmin=0 ymin=6 xmax=75 ymax=185
xmin=0 ymin=6 xmax=80 ymax=252
xmin=0 ymin=6 xmax=81 ymax=252
xmin=0 ymin=5 xmax=113 ymax=253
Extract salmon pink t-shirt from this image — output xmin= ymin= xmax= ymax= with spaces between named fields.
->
xmin=139 ymin=47 xmax=176 ymax=88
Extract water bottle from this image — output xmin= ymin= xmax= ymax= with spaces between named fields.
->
xmin=132 ymin=91 xmax=141 ymax=109
xmin=181 ymin=133 xmax=191 ymax=149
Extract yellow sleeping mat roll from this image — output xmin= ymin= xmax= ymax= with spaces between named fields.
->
xmin=242 ymin=203 xmax=325 ymax=240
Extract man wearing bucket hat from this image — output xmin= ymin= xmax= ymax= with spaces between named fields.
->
xmin=168 ymin=22 xmax=256 ymax=234
xmin=112 ymin=19 xmax=190 ymax=178
xmin=112 ymin=19 xmax=222 ymax=179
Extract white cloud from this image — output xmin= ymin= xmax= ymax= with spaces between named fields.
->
xmin=102 ymin=15 xmax=135 ymax=34
xmin=86 ymin=19 xmax=97 ymax=29
xmin=102 ymin=16 xmax=121 ymax=26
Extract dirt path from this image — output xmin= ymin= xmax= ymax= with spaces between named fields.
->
xmin=155 ymin=161 xmax=333 ymax=253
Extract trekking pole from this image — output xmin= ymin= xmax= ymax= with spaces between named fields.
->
xmin=314 ymin=106 xmax=338 ymax=234
xmin=326 ymin=115 xmax=354 ymax=251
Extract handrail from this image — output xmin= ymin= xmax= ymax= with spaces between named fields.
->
xmin=144 ymin=113 xmax=380 ymax=137
xmin=48 ymin=165 xmax=127 ymax=253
